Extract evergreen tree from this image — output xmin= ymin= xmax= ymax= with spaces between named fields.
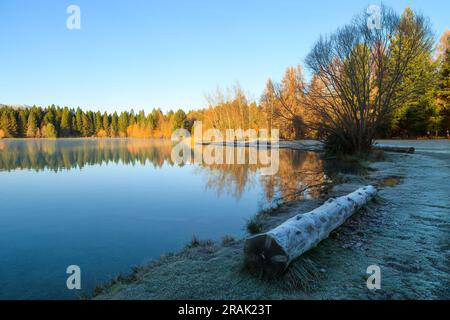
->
xmin=60 ymin=107 xmax=72 ymax=137
xmin=118 ymin=111 xmax=129 ymax=136
xmin=129 ymin=109 xmax=136 ymax=125
xmin=388 ymin=8 xmax=437 ymax=137
xmin=44 ymin=123 xmax=58 ymax=138
xmin=10 ymin=111 xmax=18 ymax=137
xmin=81 ymin=113 xmax=93 ymax=136
xmin=54 ymin=106 xmax=62 ymax=133
xmin=71 ymin=115 xmax=77 ymax=134
xmin=18 ymin=109 xmax=28 ymax=137
xmin=26 ymin=111 xmax=38 ymax=137
xmin=75 ymin=108 xmax=83 ymax=135
xmin=102 ymin=112 xmax=110 ymax=134
xmin=436 ymin=32 xmax=450 ymax=135
xmin=43 ymin=109 xmax=55 ymax=126
xmin=147 ymin=111 xmax=157 ymax=130
xmin=110 ymin=112 xmax=119 ymax=137
xmin=172 ymin=109 xmax=187 ymax=131
xmin=137 ymin=110 xmax=146 ymax=128
xmin=94 ymin=111 xmax=103 ymax=134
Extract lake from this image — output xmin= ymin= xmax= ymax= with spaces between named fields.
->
xmin=0 ymin=138 xmax=327 ymax=299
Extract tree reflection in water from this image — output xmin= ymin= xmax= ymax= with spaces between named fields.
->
xmin=0 ymin=139 xmax=328 ymax=203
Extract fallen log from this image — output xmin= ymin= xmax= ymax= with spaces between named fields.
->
xmin=244 ymin=186 xmax=377 ymax=276
xmin=373 ymin=145 xmax=415 ymax=154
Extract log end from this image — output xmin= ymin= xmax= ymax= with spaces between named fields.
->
xmin=244 ymin=234 xmax=289 ymax=276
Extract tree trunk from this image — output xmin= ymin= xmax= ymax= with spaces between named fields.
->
xmin=244 ymin=186 xmax=377 ymax=276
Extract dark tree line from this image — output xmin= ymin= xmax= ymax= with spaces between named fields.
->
xmin=0 ymin=105 xmax=190 ymax=139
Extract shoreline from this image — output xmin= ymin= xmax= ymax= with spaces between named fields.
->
xmin=92 ymin=141 xmax=449 ymax=300
xmin=1 ymin=137 xmax=449 ymax=141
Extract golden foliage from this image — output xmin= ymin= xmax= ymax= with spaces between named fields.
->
xmin=126 ymin=124 xmax=153 ymax=138
xmin=437 ymin=28 xmax=450 ymax=57
xmin=261 ymin=66 xmax=312 ymax=139
xmin=97 ymin=129 xmax=108 ymax=138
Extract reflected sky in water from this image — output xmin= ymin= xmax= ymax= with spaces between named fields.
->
xmin=0 ymin=139 xmax=326 ymax=299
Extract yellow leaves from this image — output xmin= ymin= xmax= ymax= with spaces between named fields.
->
xmin=437 ymin=28 xmax=450 ymax=57
xmin=96 ymin=129 xmax=108 ymax=138
xmin=261 ymin=65 xmax=310 ymax=139
xmin=126 ymin=124 xmax=153 ymax=138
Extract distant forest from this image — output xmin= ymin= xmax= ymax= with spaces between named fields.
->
xmin=1 ymin=8 xmax=449 ymax=144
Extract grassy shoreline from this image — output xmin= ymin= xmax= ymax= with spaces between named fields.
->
xmin=91 ymin=145 xmax=392 ymax=299
xmin=93 ymin=142 xmax=449 ymax=299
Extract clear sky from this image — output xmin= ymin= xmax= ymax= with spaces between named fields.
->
xmin=0 ymin=0 xmax=448 ymax=113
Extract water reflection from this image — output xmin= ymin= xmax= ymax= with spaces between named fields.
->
xmin=196 ymin=150 xmax=327 ymax=202
xmin=0 ymin=139 xmax=174 ymax=171
xmin=0 ymin=138 xmax=329 ymax=299
xmin=0 ymin=139 xmax=327 ymax=202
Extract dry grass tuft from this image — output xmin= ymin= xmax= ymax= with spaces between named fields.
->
xmin=186 ymin=234 xmax=214 ymax=249
xmin=280 ymin=258 xmax=323 ymax=291
xmin=379 ymin=176 xmax=403 ymax=188
xmin=246 ymin=216 xmax=264 ymax=235
xmin=221 ymin=235 xmax=236 ymax=245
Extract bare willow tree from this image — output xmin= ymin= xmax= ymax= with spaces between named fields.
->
xmin=305 ymin=5 xmax=434 ymax=155
xmin=200 ymin=84 xmax=267 ymax=133
xmin=204 ymin=84 xmax=250 ymax=130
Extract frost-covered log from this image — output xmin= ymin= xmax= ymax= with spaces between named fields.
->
xmin=244 ymin=186 xmax=377 ymax=275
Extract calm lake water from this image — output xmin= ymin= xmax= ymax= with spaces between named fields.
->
xmin=0 ymin=139 xmax=327 ymax=299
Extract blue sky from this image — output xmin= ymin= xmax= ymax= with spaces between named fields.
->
xmin=0 ymin=0 xmax=448 ymax=112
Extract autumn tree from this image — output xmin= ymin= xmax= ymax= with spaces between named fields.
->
xmin=0 ymin=110 xmax=18 ymax=137
xmin=261 ymin=66 xmax=308 ymax=139
xmin=305 ymin=5 xmax=434 ymax=155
